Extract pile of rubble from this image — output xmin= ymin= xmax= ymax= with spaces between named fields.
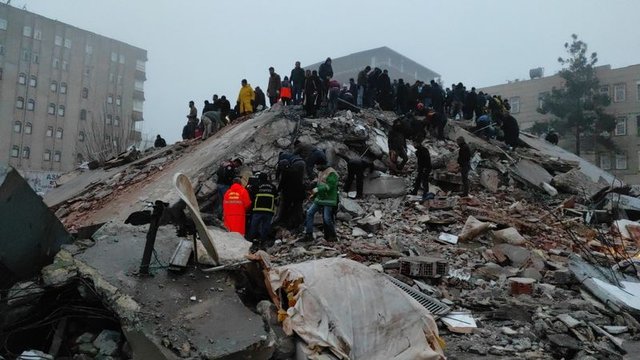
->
xmin=6 ymin=104 xmax=640 ymax=359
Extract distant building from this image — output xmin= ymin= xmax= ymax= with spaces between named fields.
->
xmin=481 ymin=64 xmax=640 ymax=184
xmin=305 ymin=46 xmax=440 ymax=85
xmin=0 ymin=3 xmax=147 ymax=193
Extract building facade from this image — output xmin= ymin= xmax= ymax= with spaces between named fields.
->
xmin=305 ymin=46 xmax=440 ymax=85
xmin=481 ymin=64 xmax=640 ymax=184
xmin=0 ymin=4 xmax=146 ymax=192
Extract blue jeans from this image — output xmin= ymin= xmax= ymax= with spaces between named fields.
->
xmin=305 ymin=203 xmax=336 ymax=238
xmin=248 ymin=212 xmax=273 ymax=241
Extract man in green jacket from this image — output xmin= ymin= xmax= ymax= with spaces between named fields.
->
xmin=304 ymin=161 xmax=339 ymax=242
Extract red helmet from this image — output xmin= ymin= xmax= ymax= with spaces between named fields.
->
xmin=416 ymin=103 xmax=424 ymax=110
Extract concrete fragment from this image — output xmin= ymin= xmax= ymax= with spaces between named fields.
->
xmin=493 ymin=244 xmax=531 ymax=267
xmin=603 ymin=325 xmax=628 ymax=334
xmin=17 ymin=350 xmax=54 ymax=360
xmin=479 ymin=169 xmax=500 ymax=192
xmin=362 ymin=174 xmax=407 ymax=198
xmin=542 ymin=182 xmax=558 ymax=196
xmin=519 ymin=268 xmax=542 ymax=281
xmin=7 ymin=281 xmax=45 ymax=306
xmin=492 ymin=227 xmax=526 ymax=246
xmin=77 ymin=343 xmax=99 ymax=356
xmin=357 ymin=213 xmax=383 ymax=233
xmin=75 ymin=332 xmax=96 ymax=344
xmin=93 ymin=330 xmax=122 ymax=356
xmin=552 ymin=168 xmax=607 ymax=197
xmin=557 ymin=313 xmax=582 ymax=328
xmin=548 ymin=269 xmax=576 ymax=285
xmin=458 ymin=216 xmax=491 ymax=242
xmin=546 ymin=333 xmax=581 ymax=350
xmin=340 ymin=198 xmax=365 ymax=217
xmin=351 ymin=227 xmax=367 ymax=237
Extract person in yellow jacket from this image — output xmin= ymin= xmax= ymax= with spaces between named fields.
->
xmin=237 ymin=79 xmax=255 ymax=115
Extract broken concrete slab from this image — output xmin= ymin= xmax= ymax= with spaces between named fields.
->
xmin=552 ymin=168 xmax=608 ymax=198
xmin=0 ymin=166 xmax=73 ymax=287
xmin=340 ymin=198 xmax=365 ymax=217
xmin=6 ymin=281 xmax=45 ymax=306
xmin=510 ymin=159 xmax=553 ymax=190
xmin=479 ymin=169 xmax=500 ymax=192
xmin=493 ymin=244 xmax=532 ymax=267
xmin=492 ymin=227 xmax=527 ymax=246
xmin=458 ymin=216 xmax=492 ymax=242
xmin=75 ymin=221 xmax=272 ymax=359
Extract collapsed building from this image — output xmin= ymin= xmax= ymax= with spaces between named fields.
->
xmin=3 ymin=104 xmax=640 ymax=359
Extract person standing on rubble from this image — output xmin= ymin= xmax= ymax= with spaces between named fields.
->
xmin=154 ymin=135 xmax=167 ymax=148
xmin=218 ymin=95 xmax=231 ymax=123
xmin=290 ymin=61 xmax=306 ymax=105
xmin=267 ymin=67 xmax=282 ymax=107
xmin=502 ymin=114 xmax=520 ymax=150
xmin=280 ymin=76 xmax=292 ymax=106
xmin=247 ymin=172 xmax=277 ymax=246
xmin=456 ymin=136 xmax=471 ymax=197
xmin=338 ymin=153 xmax=374 ymax=199
xmin=545 ymin=129 xmax=559 ymax=145
xmin=388 ymin=118 xmax=408 ymax=172
xmin=411 ymin=142 xmax=432 ymax=201
xmin=237 ymin=79 xmax=255 ymax=116
xmin=357 ymin=65 xmax=371 ymax=107
xmin=275 ymin=152 xmax=306 ymax=231
xmin=304 ymin=160 xmax=339 ymax=242
xmin=223 ymin=178 xmax=252 ymax=235
xmin=318 ymin=57 xmax=333 ymax=102
xmin=254 ymin=86 xmax=267 ymax=111
xmin=303 ymin=70 xmax=321 ymax=118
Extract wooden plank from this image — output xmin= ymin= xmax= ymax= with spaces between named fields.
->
xmin=169 ymin=239 xmax=193 ymax=271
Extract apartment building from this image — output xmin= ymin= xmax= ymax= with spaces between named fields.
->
xmin=0 ymin=3 xmax=147 ymax=193
xmin=481 ymin=64 xmax=640 ymax=184
xmin=306 ymin=46 xmax=441 ymax=85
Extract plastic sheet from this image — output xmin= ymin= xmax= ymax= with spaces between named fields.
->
xmin=268 ymin=258 xmax=445 ymax=360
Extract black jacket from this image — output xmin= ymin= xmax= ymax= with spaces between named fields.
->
xmin=458 ymin=143 xmax=471 ymax=167
xmin=416 ymin=146 xmax=431 ymax=169
xmin=290 ymin=67 xmax=306 ymax=88
xmin=318 ymin=62 xmax=333 ymax=80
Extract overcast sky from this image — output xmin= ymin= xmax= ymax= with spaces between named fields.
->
xmin=10 ymin=0 xmax=640 ymax=143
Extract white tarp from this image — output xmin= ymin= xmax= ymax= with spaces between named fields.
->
xmin=268 ymin=258 xmax=445 ymax=360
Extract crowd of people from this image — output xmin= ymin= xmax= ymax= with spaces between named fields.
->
xmin=157 ymin=57 xmax=538 ymax=248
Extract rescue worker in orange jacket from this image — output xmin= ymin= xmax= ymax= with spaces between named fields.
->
xmin=223 ymin=178 xmax=252 ymax=235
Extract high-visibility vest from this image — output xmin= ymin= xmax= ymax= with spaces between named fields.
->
xmin=253 ymin=193 xmax=275 ymax=213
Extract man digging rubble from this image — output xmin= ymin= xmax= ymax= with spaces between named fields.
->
xmin=456 ymin=136 xmax=471 ymax=197
xmin=303 ymin=159 xmax=339 ymax=242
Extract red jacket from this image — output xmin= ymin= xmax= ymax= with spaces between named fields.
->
xmin=223 ymin=183 xmax=251 ymax=235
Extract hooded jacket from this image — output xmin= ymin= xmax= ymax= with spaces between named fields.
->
xmin=223 ymin=183 xmax=251 ymax=235
xmin=237 ymin=84 xmax=255 ymax=114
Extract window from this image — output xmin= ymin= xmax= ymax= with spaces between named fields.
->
xmin=80 ymin=109 xmax=87 ymax=120
xmin=32 ymin=53 xmax=38 ymax=64
xmin=60 ymin=82 xmax=67 ymax=94
xmin=18 ymin=73 xmax=26 ymax=85
xmin=13 ymin=121 xmax=22 ymax=133
xmin=109 ymin=73 xmax=115 ymax=83
xmin=0 ymin=19 xmax=7 ymax=31
xmin=16 ymin=97 xmax=24 ymax=109
xmin=133 ymin=99 xmax=143 ymax=112
xmin=106 ymin=114 xmax=112 ymax=124
xmin=82 ymin=87 xmax=88 ymax=99
xmin=84 ymin=67 xmax=90 ymax=76
xmin=0 ymin=44 xmax=4 ymax=55
xmin=117 ymin=75 xmax=122 ymax=85
xmin=600 ymin=153 xmax=611 ymax=170
xmin=46 ymin=126 xmax=53 ymax=137
xmin=58 ymin=105 xmax=65 ymax=117
xmin=33 ymin=29 xmax=42 ymax=40
xmin=78 ymin=131 xmax=85 ymax=142
xmin=105 ymin=135 xmax=111 ymax=143
xmin=615 ymin=116 xmax=627 ymax=136
xmin=52 ymin=58 xmax=59 ymax=69
xmin=76 ymin=153 xmax=84 ymax=163
xmin=54 ymin=35 xmax=63 ymax=46
xmin=24 ymin=122 xmax=32 ymax=134
xmin=29 ymin=75 xmax=36 ymax=87
xmin=119 ymin=54 xmax=125 ymax=64
xmin=11 ymin=146 xmax=19 ymax=158
xmin=637 ymin=82 xmax=640 ymax=102
xmin=614 ymin=84 xmax=626 ymax=102
xmin=114 ymin=116 xmax=120 ymax=126
xmin=64 ymin=38 xmax=71 ymax=49
xmin=27 ymin=99 xmax=35 ymax=111
xmin=54 ymin=151 xmax=61 ymax=162
xmin=50 ymin=81 xmax=57 ymax=92
xmin=600 ymin=85 xmax=610 ymax=97
xmin=107 ymin=94 xmax=113 ymax=104
xmin=43 ymin=150 xmax=51 ymax=161
xmin=616 ymin=153 xmax=628 ymax=170
xmin=55 ymin=127 xmax=63 ymax=139
xmin=134 ymin=80 xmax=144 ymax=91
xmin=85 ymin=44 xmax=93 ymax=54
xmin=22 ymin=26 xmax=31 ymax=37
xmin=114 ymin=137 xmax=119 ymax=148
xmin=111 ymin=52 xmax=117 ymax=62
xmin=21 ymin=49 xmax=29 ymax=61
xmin=509 ymin=97 xmax=520 ymax=113
xmin=62 ymin=60 xmax=68 ymax=71
xmin=22 ymin=146 xmax=30 ymax=159
xmin=136 ymin=59 xmax=145 ymax=71
xmin=48 ymin=103 xmax=55 ymax=115
xmin=116 ymin=96 xmax=121 ymax=106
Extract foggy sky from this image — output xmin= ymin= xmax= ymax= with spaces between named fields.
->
xmin=10 ymin=0 xmax=640 ymax=143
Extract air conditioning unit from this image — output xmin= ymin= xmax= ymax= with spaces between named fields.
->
xmin=529 ymin=67 xmax=544 ymax=79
